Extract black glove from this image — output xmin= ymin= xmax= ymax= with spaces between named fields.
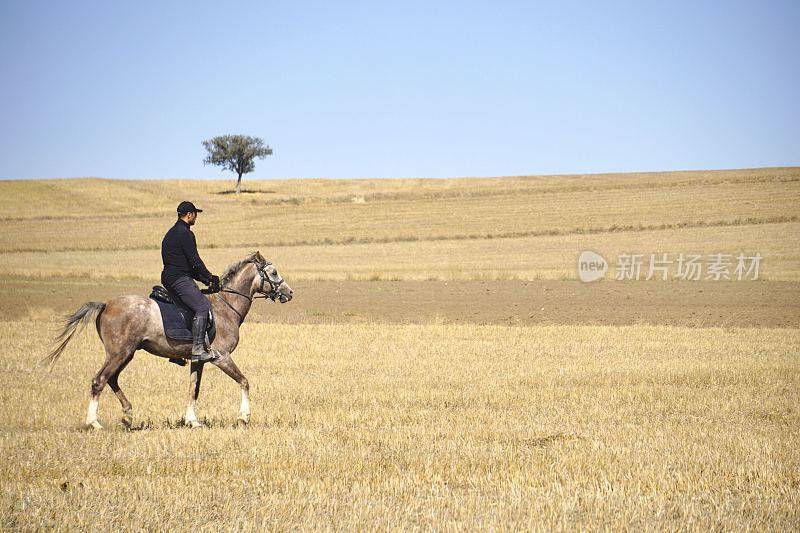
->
xmin=209 ymin=275 xmax=220 ymax=293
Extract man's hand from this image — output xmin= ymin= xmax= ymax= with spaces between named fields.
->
xmin=209 ymin=275 xmax=221 ymax=293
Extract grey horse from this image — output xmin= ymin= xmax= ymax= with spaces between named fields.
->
xmin=44 ymin=251 xmax=293 ymax=429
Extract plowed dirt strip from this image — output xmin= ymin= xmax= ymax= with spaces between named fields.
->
xmin=4 ymin=279 xmax=797 ymax=327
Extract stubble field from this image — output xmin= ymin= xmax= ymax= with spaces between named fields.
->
xmin=1 ymin=168 xmax=798 ymax=530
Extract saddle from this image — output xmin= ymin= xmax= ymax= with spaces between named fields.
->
xmin=149 ymin=285 xmax=216 ymax=343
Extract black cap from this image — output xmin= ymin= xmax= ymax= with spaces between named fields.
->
xmin=177 ymin=201 xmax=203 ymax=214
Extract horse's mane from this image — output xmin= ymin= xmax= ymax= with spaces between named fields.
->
xmin=220 ymin=251 xmax=265 ymax=286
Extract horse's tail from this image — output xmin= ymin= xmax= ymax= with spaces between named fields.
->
xmin=42 ymin=301 xmax=106 ymax=371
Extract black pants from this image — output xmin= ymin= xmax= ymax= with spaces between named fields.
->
xmin=163 ymin=275 xmax=211 ymax=317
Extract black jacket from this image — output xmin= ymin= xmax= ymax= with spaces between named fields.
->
xmin=161 ymin=219 xmax=213 ymax=286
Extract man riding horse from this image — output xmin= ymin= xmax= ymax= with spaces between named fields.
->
xmin=45 ymin=207 xmax=293 ymax=428
xmin=161 ymin=201 xmax=220 ymax=363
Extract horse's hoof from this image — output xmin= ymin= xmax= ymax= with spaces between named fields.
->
xmin=236 ymin=416 xmax=249 ymax=427
xmin=85 ymin=420 xmax=103 ymax=431
xmin=186 ymin=419 xmax=203 ymax=429
xmin=121 ymin=412 xmax=134 ymax=429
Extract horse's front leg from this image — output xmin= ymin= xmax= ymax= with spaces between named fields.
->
xmin=212 ymin=353 xmax=250 ymax=425
xmin=184 ymin=361 xmax=205 ymax=428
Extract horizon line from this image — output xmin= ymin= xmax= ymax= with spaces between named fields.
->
xmin=1 ymin=165 xmax=798 ymax=182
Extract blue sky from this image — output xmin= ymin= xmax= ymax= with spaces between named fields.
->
xmin=0 ymin=0 xmax=798 ymax=180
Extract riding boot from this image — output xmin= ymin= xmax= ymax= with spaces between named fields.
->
xmin=191 ymin=313 xmax=217 ymax=363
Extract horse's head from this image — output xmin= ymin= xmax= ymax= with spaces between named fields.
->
xmin=251 ymin=251 xmax=293 ymax=303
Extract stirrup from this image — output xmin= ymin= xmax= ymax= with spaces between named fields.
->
xmin=190 ymin=350 xmax=219 ymax=363
xmin=168 ymin=357 xmax=187 ymax=366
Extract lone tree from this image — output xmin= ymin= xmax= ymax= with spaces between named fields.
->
xmin=202 ymin=134 xmax=273 ymax=194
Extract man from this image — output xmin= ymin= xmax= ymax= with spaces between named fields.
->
xmin=161 ymin=201 xmax=221 ymax=362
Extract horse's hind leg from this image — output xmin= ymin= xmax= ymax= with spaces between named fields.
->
xmin=85 ymin=350 xmax=133 ymax=430
xmin=212 ymin=353 xmax=251 ymax=425
xmin=108 ymin=356 xmax=134 ymax=428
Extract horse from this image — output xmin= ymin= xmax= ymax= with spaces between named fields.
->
xmin=43 ymin=251 xmax=293 ymax=429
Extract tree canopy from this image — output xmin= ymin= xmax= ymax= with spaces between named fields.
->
xmin=202 ymin=135 xmax=273 ymax=193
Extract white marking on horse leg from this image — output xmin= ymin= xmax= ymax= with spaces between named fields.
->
xmin=85 ymin=396 xmax=102 ymax=429
xmin=184 ymin=402 xmax=201 ymax=427
xmin=86 ymin=397 xmax=98 ymax=423
xmin=238 ymin=388 xmax=250 ymax=423
xmin=185 ymin=361 xmax=204 ymax=428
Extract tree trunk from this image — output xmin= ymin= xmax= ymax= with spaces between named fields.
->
xmin=235 ymin=173 xmax=242 ymax=194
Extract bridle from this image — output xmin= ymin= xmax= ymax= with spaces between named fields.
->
xmin=216 ymin=261 xmax=284 ymax=323
xmin=258 ymin=261 xmax=285 ymax=300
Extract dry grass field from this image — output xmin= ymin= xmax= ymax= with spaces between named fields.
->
xmin=2 ymin=323 xmax=798 ymax=530
xmin=1 ymin=168 xmax=799 ymax=530
xmin=1 ymin=219 xmax=796 ymax=283
xmin=0 ymin=168 xmax=797 ymax=283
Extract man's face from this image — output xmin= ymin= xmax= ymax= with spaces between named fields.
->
xmin=183 ymin=212 xmax=197 ymax=226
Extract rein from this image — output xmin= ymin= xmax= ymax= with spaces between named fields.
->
xmin=217 ymin=290 xmax=247 ymax=323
